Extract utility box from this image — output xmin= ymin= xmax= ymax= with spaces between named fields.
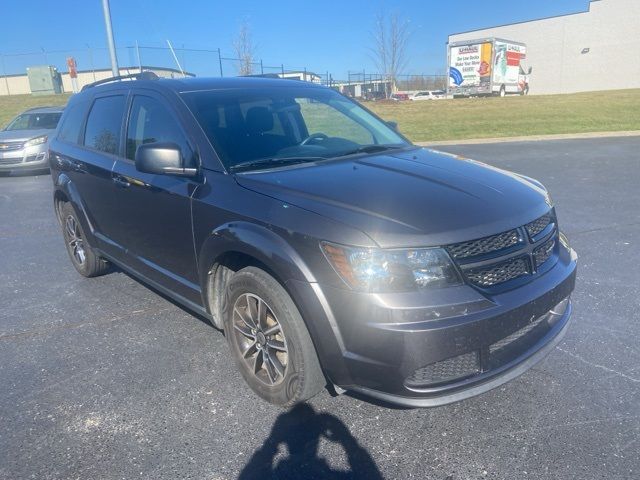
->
xmin=26 ymin=65 xmax=64 ymax=95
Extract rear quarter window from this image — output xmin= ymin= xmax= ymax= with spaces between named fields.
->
xmin=83 ymin=96 xmax=126 ymax=155
xmin=57 ymin=102 xmax=88 ymax=144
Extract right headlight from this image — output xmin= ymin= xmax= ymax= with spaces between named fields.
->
xmin=321 ymin=242 xmax=462 ymax=293
xmin=25 ymin=135 xmax=48 ymax=147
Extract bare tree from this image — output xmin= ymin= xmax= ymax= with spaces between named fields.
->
xmin=233 ymin=20 xmax=256 ymax=76
xmin=370 ymin=12 xmax=410 ymax=97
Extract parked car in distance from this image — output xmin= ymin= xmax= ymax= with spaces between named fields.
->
xmin=411 ymin=90 xmax=446 ymax=101
xmin=0 ymin=106 xmax=64 ymax=174
xmin=362 ymin=90 xmax=386 ymax=101
xmin=50 ymin=73 xmax=577 ymax=408
xmin=390 ymin=93 xmax=410 ymax=101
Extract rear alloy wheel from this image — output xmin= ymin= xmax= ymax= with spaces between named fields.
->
xmin=224 ymin=267 xmax=325 ymax=406
xmin=65 ymin=215 xmax=86 ymax=266
xmin=60 ymin=202 xmax=109 ymax=277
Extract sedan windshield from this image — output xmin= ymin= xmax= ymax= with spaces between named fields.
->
xmin=181 ymin=86 xmax=409 ymax=171
xmin=5 ymin=112 xmax=61 ymax=131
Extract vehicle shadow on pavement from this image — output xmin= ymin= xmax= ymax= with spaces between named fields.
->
xmin=238 ymin=403 xmax=383 ymax=480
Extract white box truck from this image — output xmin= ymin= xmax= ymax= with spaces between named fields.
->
xmin=447 ymin=38 xmax=532 ymax=98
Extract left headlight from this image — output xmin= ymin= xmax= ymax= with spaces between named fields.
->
xmin=25 ymin=135 xmax=48 ymax=147
xmin=321 ymin=242 xmax=462 ymax=293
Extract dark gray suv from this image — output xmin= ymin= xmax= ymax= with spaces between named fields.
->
xmin=49 ymin=73 xmax=577 ymax=407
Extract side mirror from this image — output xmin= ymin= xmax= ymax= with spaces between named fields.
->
xmin=135 ymin=142 xmax=197 ymax=177
xmin=386 ymin=121 xmax=399 ymax=131
xmin=528 ymin=67 xmax=533 ymax=74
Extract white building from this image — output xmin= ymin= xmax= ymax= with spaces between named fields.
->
xmin=0 ymin=66 xmax=194 ymax=97
xmin=277 ymin=71 xmax=322 ymax=83
xmin=448 ymin=0 xmax=640 ymax=95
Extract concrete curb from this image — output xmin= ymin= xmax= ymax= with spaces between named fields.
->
xmin=416 ymin=130 xmax=640 ymax=146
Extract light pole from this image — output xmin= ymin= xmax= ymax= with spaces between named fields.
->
xmin=101 ymin=0 xmax=119 ymax=77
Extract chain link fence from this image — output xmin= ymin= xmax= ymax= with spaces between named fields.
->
xmin=0 ymin=43 xmax=444 ymax=97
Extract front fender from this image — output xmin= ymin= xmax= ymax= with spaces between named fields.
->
xmin=197 ymin=221 xmax=316 ymax=288
xmin=196 ymin=221 xmax=349 ymax=384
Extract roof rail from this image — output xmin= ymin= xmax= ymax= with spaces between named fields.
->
xmin=240 ymin=73 xmax=283 ymax=79
xmin=81 ymin=71 xmax=159 ymax=91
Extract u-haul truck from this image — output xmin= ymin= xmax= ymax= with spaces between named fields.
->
xmin=447 ymin=38 xmax=531 ymax=98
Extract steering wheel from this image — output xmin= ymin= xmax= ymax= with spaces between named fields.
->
xmin=300 ymin=133 xmax=329 ymax=146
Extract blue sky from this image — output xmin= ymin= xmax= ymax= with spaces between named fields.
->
xmin=2 ymin=0 xmax=591 ymax=79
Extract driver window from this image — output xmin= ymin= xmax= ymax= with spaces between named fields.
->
xmin=126 ymin=96 xmax=194 ymax=166
xmin=296 ymin=99 xmax=373 ymax=145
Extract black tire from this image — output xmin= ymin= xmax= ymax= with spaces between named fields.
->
xmin=60 ymin=202 xmax=109 ymax=277
xmin=224 ymin=267 xmax=325 ymax=406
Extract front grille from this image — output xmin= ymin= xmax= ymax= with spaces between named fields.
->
xmin=526 ymin=213 xmax=553 ymax=238
xmin=0 ymin=157 xmax=22 ymax=165
xmin=466 ymin=257 xmax=530 ymax=287
xmin=405 ymin=351 xmax=480 ymax=388
xmin=533 ymin=238 xmax=555 ymax=268
xmin=446 ymin=229 xmax=522 ymax=260
xmin=446 ymin=211 xmax=558 ymax=289
xmin=0 ymin=141 xmax=24 ymax=152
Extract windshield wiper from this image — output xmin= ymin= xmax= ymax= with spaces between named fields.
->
xmin=334 ymin=144 xmax=403 ymax=158
xmin=229 ymin=156 xmax=327 ymax=173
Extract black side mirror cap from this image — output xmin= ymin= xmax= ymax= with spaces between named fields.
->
xmin=135 ymin=142 xmax=198 ymax=177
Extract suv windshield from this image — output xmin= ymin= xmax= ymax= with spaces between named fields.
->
xmin=182 ymin=86 xmax=409 ymax=171
xmin=5 ymin=112 xmax=61 ymax=131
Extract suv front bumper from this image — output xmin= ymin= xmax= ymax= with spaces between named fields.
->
xmin=287 ymin=245 xmax=577 ymax=407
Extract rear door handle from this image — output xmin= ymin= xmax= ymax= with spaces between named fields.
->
xmin=113 ymin=175 xmax=131 ymax=188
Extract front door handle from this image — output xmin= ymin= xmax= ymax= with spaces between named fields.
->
xmin=113 ymin=175 xmax=131 ymax=188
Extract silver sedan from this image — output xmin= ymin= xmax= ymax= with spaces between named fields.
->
xmin=0 ymin=106 xmax=64 ymax=174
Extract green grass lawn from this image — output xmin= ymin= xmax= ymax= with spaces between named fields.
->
xmin=365 ymin=89 xmax=640 ymax=142
xmin=1 ymin=89 xmax=639 ymax=143
xmin=0 ymin=93 xmax=70 ymax=128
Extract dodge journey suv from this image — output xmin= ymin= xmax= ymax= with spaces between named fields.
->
xmin=49 ymin=73 xmax=577 ymax=407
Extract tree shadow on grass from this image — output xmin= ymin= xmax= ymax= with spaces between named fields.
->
xmin=238 ymin=403 xmax=384 ymax=480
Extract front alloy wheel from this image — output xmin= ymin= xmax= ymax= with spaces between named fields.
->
xmin=232 ymin=293 xmax=289 ymax=386
xmin=223 ymin=267 xmax=325 ymax=406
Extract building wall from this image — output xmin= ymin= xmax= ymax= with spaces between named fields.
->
xmin=0 ymin=66 xmax=194 ymax=96
xmin=448 ymin=0 xmax=640 ymax=94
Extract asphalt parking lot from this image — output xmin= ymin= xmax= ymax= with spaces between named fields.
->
xmin=1 ymin=136 xmax=639 ymax=480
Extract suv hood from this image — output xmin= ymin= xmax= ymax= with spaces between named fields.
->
xmin=235 ymin=148 xmax=552 ymax=248
xmin=0 ymin=128 xmax=51 ymax=143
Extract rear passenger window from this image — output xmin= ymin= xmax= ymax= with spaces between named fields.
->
xmin=83 ymin=96 xmax=125 ymax=155
xmin=58 ymin=101 xmax=88 ymax=144
xmin=125 ymin=96 xmax=194 ymax=166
